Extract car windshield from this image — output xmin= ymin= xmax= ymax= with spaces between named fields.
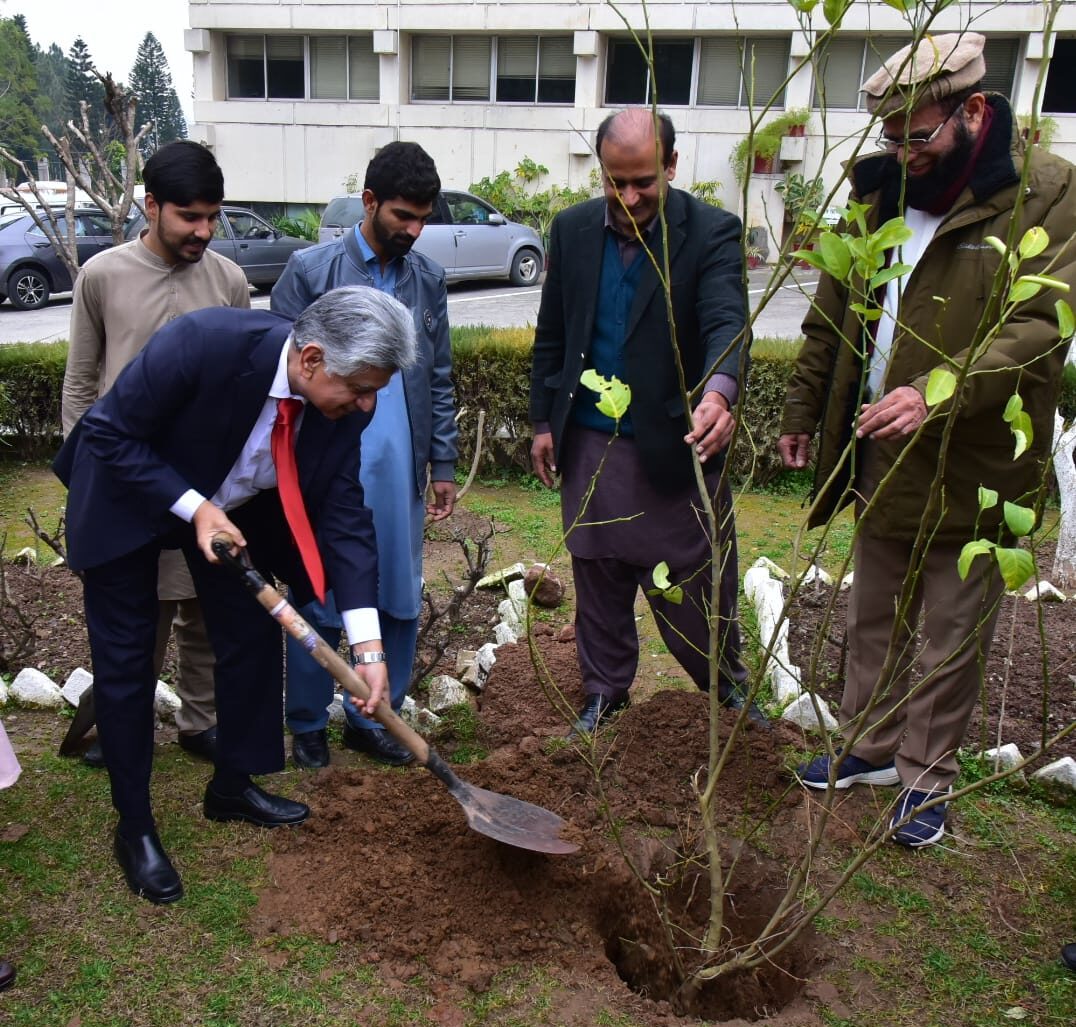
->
xmin=320 ymin=196 xmax=365 ymax=229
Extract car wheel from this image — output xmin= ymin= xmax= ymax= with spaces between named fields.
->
xmin=509 ymin=249 xmax=541 ymax=287
xmin=7 ymin=268 xmax=50 ymax=310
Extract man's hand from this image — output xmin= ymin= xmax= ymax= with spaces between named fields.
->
xmin=857 ymin=386 xmax=927 ymax=440
xmin=346 ymin=650 xmax=388 ymax=716
xmin=192 ymin=501 xmax=247 ymax=563
xmin=778 ymin=433 xmax=811 ymax=469
xmin=427 ymin=480 xmax=456 ymax=521
xmin=531 ymin=431 xmax=557 ymax=487
xmin=685 ymin=392 xmax=735 ymax=463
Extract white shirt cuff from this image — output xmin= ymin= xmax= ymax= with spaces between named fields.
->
xmin=171 ymin=489 xmax=207 ymax=522
xmin=343 ymin=608 xmax=381 ymax=645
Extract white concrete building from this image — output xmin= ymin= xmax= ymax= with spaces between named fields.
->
xmin=186 ymin=0 xmax=1076 ymax=248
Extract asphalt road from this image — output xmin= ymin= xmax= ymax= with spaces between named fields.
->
xmin=0 ymin=267 xmax=816 ymax=345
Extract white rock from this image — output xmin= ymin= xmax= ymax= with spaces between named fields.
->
xmin=748 ymin=556 xmax=789 ymax=579
xmin=770 ymin=664 xmax=803 ymax=706
xmin=1032 ymin=756 xmax=1076 ymax=790
xmin=455 ymin=649 xmax=478 ymax=676
xmin=12 ymin=547 xmax=38 ymax=566
xmin=507 ymin=578 xmax=527 ymax=604
xmin=153 ymin=681 xmax=181 ymax=722
xmin=494 ymin=621 xmax=519 ymax=645
xmin=780 ymin=692 xmax=838 ymax=733
xmin=10 ymin=668 xmax=63 ymax=708
xmin=327 ymin=693 xmax=345 ymax=724
xmin=400 ymin=695 xmax=441 ymax=731
xmin=797 ymin=564 xmax=833 ymax=587
xmin=428 ymin=674 xmax=473 ymax=713
xmin=839 ymin=572 xmax=855 ymax=591
xmin=1023 ymin=580 xmax=1066 ymax=602
xmin=497 ymin=598 xmax=522 ymax=631
xmin=0 ymin=679 xmax=7 ymax=705
xmin=61 ymin=667 xmax=94 ymax=706
xmin=980 ymin=743 xmax=1024 ymax=774
xmin=477 ymin=563 xmax=526 ymax=589
xmin=474 ymin=642 xmax=498 ymax=691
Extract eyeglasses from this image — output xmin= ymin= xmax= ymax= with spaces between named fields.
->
xmin=874 ymin=105 xmax=961 ymax=153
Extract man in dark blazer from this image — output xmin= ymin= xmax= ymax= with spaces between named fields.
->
xmin=530 ymin=108 xmax=760 ymax=735
xmin=55 ymin=286 xmax=416 ymax=904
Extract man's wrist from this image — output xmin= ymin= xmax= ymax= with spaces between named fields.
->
xmin=350 ymin=649 xmax=386 ymax=666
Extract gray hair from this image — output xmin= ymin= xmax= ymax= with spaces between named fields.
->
xmin=292 ymin=285 xmax=417 ymax=376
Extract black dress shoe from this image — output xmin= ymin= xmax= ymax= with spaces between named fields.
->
xmin=82 ymin=739 xmax=106 ymax=769
xmin=292 ymin=728 xmax=330 ymax=769
xmin=203 ymin=781 xmax=309 ymax=828
xmin=178 ymin=726 xmax=218 ymax=762
xmin=1062 ymin=943 xmax=1076 ymax=972
xmin=568 ymin=693 xmax=629 ymax=737
xmin=341 ymin=723 xmax=415 ymax=766
xmin=113 ymin=827 xmax=184 ymax=904
xmin=716 ymin=682 xmax=771 ymax=728
xmin=0 ymin=959 xmax=15 ymax=991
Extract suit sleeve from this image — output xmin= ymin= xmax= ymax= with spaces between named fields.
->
xmin=695 ymin=209 xmax=749 ymax=396
xmin=530 ymin=213 xmax=567 ymax=427
xmin=270 ymin=253 xmax=315 ymax=319
xmin=62 ymin=267 xmax=106 ymax=437
xmin=427 ymin=270 xmax=458 ymax=481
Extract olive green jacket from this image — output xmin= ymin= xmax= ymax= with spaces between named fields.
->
xmin=782 ymin=96 xmax=1076 ymax=541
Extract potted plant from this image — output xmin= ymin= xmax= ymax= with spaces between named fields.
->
xmin=732 ymin=110 xmax=812 ymax=185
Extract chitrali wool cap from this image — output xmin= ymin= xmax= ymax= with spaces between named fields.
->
xmin=862 ymin=32 xmax=986 ymax=116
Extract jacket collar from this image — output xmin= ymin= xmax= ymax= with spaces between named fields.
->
xmin=342 ymin=222 xmax=414 ymax=288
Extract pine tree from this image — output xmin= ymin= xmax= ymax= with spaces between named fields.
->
xmin=65 ymin=36 xmax=103 ymax=136
xmin=128 ymin=32 xmax=187 ymax=159
xmin=0 ymin=17 xmax=48 ymax=163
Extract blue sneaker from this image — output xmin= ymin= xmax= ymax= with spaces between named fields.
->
xmin=890 ymin=788 xmax=949 ymax=848
xmin=797 ymin=748 xmax=900 ymax=790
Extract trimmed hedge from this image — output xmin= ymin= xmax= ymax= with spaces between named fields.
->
xmin=0 ymin=332 xmax=802 ymax=488
xmin=0 ymin=342 xmax=67 ymax=457
xmin=451 ymin=326 xmax=801 ymax=487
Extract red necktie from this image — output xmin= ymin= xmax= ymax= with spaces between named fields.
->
xmin=271 ymin=398 xmax=326 ymax=603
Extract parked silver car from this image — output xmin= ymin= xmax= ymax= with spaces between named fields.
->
xmin=319 ymin=190 xmax=544 ymax=286
xmin=127 ymin=205 xmax=312 ymax=289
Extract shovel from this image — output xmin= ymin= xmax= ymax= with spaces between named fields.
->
xmin=211 ymin=534 xmax=578 ymax=855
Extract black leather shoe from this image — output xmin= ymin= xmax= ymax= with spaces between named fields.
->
xmin=203 ymin=781 xmax=309 ymax=827
xmin=178 ymin=726 xmax=218 ymax=762
xmin=341 ymin=723 xmax=415 ymax=766
xmin=113 ymin=827 xmax=183 ymax=904
xmin=292 ymin=728 xmax=330 ymax=769
xmin=716 ymin=682 xmax=771 ymax=728
xmin=1062 ymin=943 xmax=1076 ymax=972
xmin=568 ymin=693 xmax=629 ymax=738
xmin=82 ymin=739 xmax=106 ymax=769
xmin=0 ymin=960 xmax=15 ymax=991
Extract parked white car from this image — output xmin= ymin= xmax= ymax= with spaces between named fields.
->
xmin=319 ymin=190 xmax=545 ymax=287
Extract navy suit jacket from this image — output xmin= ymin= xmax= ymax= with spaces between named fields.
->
xmin=529 ymin=187 xmax=748 ymax=491
xmin=54 ymin=306 xmax=378 ymax=610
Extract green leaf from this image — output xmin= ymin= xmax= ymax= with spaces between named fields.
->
xmin=870 ymin=265 xmax=909 ymax=290
xmin=785 ymin=0 xmax=819 ymax=11
xmin=873 ymin=217 xmax=913 ymax=252
xmin=792 ymin=248 xmax=831 ymax=273
xmin=1011 ymin=411 xmax=1033 ymax=459
xmin=822 ymin=0 xmax=851 ymax=26
xmin=580 ymin=369 xmax=632 ymax=421
xmin=978 ymin=486 xmax=999 ymax=510
xmin=1018 ymin=226 xmax=1049 ymax=261
xmin=1002 ymin=394 xmax=1024 ymax=423
xmin=651 ymin=561 xmax=672 ymax=590
xmin=958 ymin=539 xmax=994 ymax=580
xmin=984 ymin=235 xmax=1008 ymax=257
xmin=1057 ymin=299 xmax=1075 ymax=340
xmin=647 ymin=561 xmax=683 ymax=604
xmin=925 ymin=368 xmax=956 ymax=406
xmin=817 ymin=232 xmax=852 ymax=280
xmin=994 ymin=546 xmax=1035 ymax=590
xmin=1018 ymin=273 xmax=1069 ymax=293
xmin=1008 ymin=278 xmax=1043 ymax=304
xmin=1003 ymin=501 xmax=1035 ymax=538
xmin=849 ymin=302 xmax=882 ymax=321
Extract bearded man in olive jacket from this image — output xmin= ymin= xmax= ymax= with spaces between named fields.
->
xmin=779 ymin=33 xmax=1076 ymax=847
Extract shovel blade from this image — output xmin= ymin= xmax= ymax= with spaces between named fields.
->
xmin=449 ymin=778 xmax=579 ymax=854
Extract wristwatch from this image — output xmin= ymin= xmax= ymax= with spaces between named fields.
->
xmin=350 ymin=650 xmax=386 ymax=665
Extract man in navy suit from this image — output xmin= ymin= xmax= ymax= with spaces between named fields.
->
xmin=55 ymin=286 xmax=416 ymax=904
xmin=530 ymin=108 xmax=760 ymax=735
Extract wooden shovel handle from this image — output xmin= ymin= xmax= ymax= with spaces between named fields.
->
xmin=210 ymin=533 xmax=432 ymax=765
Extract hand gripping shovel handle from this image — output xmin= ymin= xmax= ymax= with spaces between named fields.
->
xmin=210 ymin=532 xmax=436 ymax=770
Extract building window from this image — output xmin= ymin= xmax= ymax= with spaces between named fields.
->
xmin=980 ymin=37 xmax=1020 ymax=97
xmin=605 ymin=38 xmax=694 ymax=106
xmin=496 ymin=37 xmax=575 ymax=103
xmin=697 ymin=37 xmax=791 ymax=107
xmin=412 ymin=36 xmax=491 ymax=101
xmin=1044 ymin=38 xmax=1076 ymax=113
xmin=226 ymin=34 xmax=377 ymax=101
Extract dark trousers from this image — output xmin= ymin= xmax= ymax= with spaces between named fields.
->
xmin=82 ymin=491 xmax=302 ymax=826
xmin=573 ymin=479 xmax=747 ymax=698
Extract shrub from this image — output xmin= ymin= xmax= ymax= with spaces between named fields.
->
xmin=0 ymin=342 xmax=66 ymax=457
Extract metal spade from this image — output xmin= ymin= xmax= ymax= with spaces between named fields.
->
xmin=212 ymin=535 xmax=578 ymax=855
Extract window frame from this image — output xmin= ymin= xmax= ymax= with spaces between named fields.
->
xmin=225 ymin=33 xmax=378 ymax=102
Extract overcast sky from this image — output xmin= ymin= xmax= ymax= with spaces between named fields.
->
xmin=13 ymin=1 xmax=195 ymax=122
